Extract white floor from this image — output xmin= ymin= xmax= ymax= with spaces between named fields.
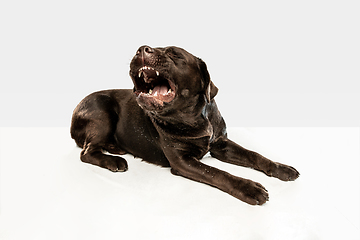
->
xmin=0 ymin=127 xmax=359 ymax=240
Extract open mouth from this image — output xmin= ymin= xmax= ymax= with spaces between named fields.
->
xmin=133 ymin=66 xmax=176 ymax=106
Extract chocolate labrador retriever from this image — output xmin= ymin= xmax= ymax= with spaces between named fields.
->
xmin=71 ymin=45 xmax=299 ymax=205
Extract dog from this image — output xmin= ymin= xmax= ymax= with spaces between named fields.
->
xmin=70 ymin=45 xmax=299 ymax=205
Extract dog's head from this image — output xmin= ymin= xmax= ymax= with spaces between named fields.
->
xmin=130 ymin=46 xmax=218 ymax=112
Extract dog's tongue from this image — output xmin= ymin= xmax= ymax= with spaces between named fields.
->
xmin=153 ymin=85 xmax=168 ymax=96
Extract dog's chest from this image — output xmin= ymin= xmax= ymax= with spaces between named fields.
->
xmin=152 ymin=118 xmax=213 ymax=159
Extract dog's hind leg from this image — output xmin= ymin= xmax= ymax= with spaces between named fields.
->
xmin=81 ymin=140 xmax=128 ymax=172
xmin=71 ymin=93 xmax=128 ymax=172
xmin=210 ymin=137 xmax=299 ymax=181
xmin=78 ymin=118 xmax=128 ymax=172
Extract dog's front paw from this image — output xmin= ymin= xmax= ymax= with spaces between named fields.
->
xmin=269 ymin=163 xmax=300 ymax=181
xmin=230 ymin=178 xmax=269 ymax=205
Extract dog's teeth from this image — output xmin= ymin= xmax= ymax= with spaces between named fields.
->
xmin=138 ymin=66 xmax=158 ymax=79
xmin=149 ymin=89 xmax=153 ymax=94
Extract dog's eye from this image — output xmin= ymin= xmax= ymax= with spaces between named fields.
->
xmin=166 ymin=49 xmax=183 ymax=60
xmin=167 ymin=52 xmax=179 ymax=59
xmin=165 ymin=49 xmax=184 ymax=64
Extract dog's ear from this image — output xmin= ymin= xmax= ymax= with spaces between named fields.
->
xmin=198 ymin=58 xmax=218 ymax=102
xmin=206 ymin=81 xmax=218 ymax=103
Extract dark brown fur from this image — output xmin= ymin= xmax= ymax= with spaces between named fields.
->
xmin=71 ymin=46 xmax=299 ymax=205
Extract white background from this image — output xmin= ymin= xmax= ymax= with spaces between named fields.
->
xmin=0 ymin=0 xmax=359 ymax=239
xmin=0 ymin=127 xmax=359 ymax=239
xmin=0 ymin=0 xmax=359 ymax=127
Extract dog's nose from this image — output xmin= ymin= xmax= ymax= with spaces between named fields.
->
xmin=137 ymin=46 xmax=154 ymax=56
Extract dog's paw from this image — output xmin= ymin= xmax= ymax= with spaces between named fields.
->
xmin=269 ymin=163 xmax=300 ymax=181
xmin=230 ymin=178 xmax=269 ymax=205
xmin=101 ymin=156 xmax=128 ymax=172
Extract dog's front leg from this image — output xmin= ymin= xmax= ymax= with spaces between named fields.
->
xmin=210 ymin=137 xmax=300 ymax=181
xmin=169 ymin=156 xmax=269 ymax=205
